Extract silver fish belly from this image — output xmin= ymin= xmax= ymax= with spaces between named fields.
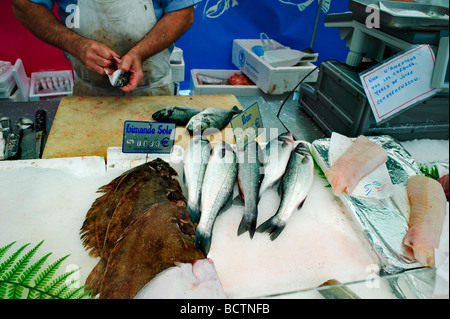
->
xmin=184 ymin=135 xmax=212 ymax=223
xmin=195 ymin=142 xmax=237 ymax=255
xmin=259 ymin=132 xmax=295 ymax=198
xmin=186 ymin=106 xmax=241 ymax=134
xmin=257 ymin=141 xmax=314 ymax=240
xmin=236 ymin=140 xmax=263 ymax=238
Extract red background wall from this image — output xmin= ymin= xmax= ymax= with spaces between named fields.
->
xmin=0 ymin=1 xmax=73 ymax=76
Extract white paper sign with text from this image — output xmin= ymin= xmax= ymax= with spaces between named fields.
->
xmin=360 ymin=45 xmax=438 ymax=124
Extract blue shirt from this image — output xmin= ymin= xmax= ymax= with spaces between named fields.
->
xmin=30 ymin=0 xmax=201 ymax=23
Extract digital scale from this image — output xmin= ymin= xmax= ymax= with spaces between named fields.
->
xmin=299 ymin=0 xmax=449 ymax=140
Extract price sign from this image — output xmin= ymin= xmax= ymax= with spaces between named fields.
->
xmin=360 ymin=45 xmax=438 ymax=124
xmin=230 ymin=102 xmax=264 ymax=151
xmin=122 ymin=121 xmax=176 ymax=154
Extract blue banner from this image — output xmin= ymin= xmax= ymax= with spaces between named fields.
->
xmin=176 ymin=0 xmax=350 ymax=90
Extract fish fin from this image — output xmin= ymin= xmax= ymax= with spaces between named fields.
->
xmin=195 ymin=230 xmax=212 ymax=256
xmin=231 ymin=105 xmax=242 ymax=114
xmin=297 ymin=197 xmax=307 ymax=211
xmin=237 ymin=212 xmax=258 ymax=239
xmin=256 ymin=216 xmax=286 ymax=241
xmin=187 ymin=205 xmax=201 ymax=224
xmin=85 ymin=258 xmax=106 ymax=296
xmin=232 ymin=195 xmax=244 ymax=206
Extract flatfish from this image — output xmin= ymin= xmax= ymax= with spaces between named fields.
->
xmin=80 ymin=159 xmax=178 ymax=257
xmin=99 ymin=201 xmax=204 ymax=299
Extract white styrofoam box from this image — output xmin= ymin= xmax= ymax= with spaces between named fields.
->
xmin=29 ymin=70 xmax=73 ymax=101
xmin=170 ymin=46 xmax=183 ymax=63
xmin=232 ymin=39 xmax=319 ymax=95
xmin=0 ymin=65 xmax=14 ymax=93
xmin=191 ymin=69 xmax=263 ymax=96
xmin=171 ymin=56 xmax=185 ymax=83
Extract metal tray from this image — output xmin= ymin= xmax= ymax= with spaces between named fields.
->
xmin=349 ymin=0 xmax=449 ymax=29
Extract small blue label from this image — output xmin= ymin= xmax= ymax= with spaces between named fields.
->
xmin=122 ymin=121 xmax=176 ymax=154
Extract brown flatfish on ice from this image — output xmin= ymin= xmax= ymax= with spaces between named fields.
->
xmin=80 ymin=159 xmax=179 ymax=257
xmin=81 ymin=159 xmax=185 ymax=295
xmin=99 ymin=200 xmax=204 ymax=299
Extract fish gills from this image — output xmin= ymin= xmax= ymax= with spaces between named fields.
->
xmin=99 ymin=201 xmax=204 ymax=299
xmin=325 ymin=135 xmax=388 ymax=196
xmin=404 ymin=175 xmax=447 ymax=268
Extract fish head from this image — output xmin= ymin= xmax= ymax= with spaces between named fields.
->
xmin=278 ymin=132 xmax=294 ymax=145
xmin=152 ymin=106 xmax=175 ymax=121
xmin=192 ymin=258 xmax=220 ymax=283
xmin=293 ymin=141 xmax=310 ymax=154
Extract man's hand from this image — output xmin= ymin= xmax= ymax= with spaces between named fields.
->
xmin=76 ymin=38 xmax=120 ymax=75
xmin=118 ymin=50 xmax=143 ymax=92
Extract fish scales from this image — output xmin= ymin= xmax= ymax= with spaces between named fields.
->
xmin=80 ymin=160 xmax=174 ymax=257
xmin=257 ymin=142 xmax=314 ymax=240
xmin=196 ymin=142 xmax=237 ymax=255
xmin=81 ymin=159 xmax=185 ymax=295
xmin=184 ymin=135 xmax=212 ymax=223
xmin=186 ymin=106 xmax=241 ymax=134
xmin=259 ymin=132 xmax=295 ymax=198
xmin=99 ymin=201 xmax=204 ymax=299
xmin=152 ymin=106 xmax=201 ymax=126
xmin=236 ymin=140 xmax=263 ymax=238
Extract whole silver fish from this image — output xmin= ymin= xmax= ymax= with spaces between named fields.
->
xmin=183 ymin=135 xmax=212 ymax=223
xmin=152 ymin=106 xmax=201 ymax=126
xmin=256 ymin=141 xmax=314 ymax=241
xmin=195 ymin=142 xmax=237 ymax=255
xmin=236 ymin=140 xmax=263 ymax=239
xmin=259 ymin=132 xmax=295 ymax=198
xmin=186 ymin=106 xmax=241 ymax=134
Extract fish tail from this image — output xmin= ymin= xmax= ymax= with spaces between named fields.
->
xmin=187 ymin=205 xmax=201 ymax=224
xmin=237 ymin=213 xmax=257 ymax=239
xmin=256 ymin=216 xmax=286 ymax=241
xmin=195 ymin=229 xmax=212 ymax=256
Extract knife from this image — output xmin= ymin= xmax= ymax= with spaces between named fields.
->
xmin=35 ymin=110 xmax=46 ymax=159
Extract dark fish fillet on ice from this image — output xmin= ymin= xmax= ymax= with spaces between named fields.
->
xmin=80 ymin=159 xmax=178 ymax=257
xmin=99 ymin=201 xmax=204 ymax=299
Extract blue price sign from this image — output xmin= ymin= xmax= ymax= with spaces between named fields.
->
xmin=122 ymin=121 xmax=176 ymax=154
xmin=230 ymin=102 xmax=264 ymax=151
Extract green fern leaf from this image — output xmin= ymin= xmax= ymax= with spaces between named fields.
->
xmin=0 ymin=241 xmax=93 ymax=299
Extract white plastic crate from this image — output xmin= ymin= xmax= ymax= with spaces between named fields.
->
xmin=29 ymin=70 xmax=73 ymax=101
xmin=232 ymin=39 xmax=318 ymax=95
xmin=191 ymin=69 xmax=263 ymax=96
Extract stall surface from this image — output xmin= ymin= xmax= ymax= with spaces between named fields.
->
xmin=0 ymin=97 xmax=448 ymax=299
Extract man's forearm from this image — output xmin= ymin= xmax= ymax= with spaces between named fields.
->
xmin=128 ymin=6 xmax=195 ymax=61
xmin=12 ymin=0 xmax=85 ymax=58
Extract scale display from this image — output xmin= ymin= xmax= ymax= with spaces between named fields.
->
xmin=122 ymin=121 xmax=176 ymax=154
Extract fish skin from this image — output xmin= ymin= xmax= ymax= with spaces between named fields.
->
xmin=184 ymin=134 xmax=212 ymax=223
xmin=185 ymin=106 xmax=242 ymax=134
xmin=195 ymin=142 xmax=237 ymax=255
xmin=99 ymin=200 xmax=204 ymax=299
xmin=403 ymin=175 xmax=447 ymax=268
xmin=80 ymin=159 xmax=177 ymax=257
xmin=256 ymin=142 xmax=314 ymax=241
xmin=325 ymin=135 xmax=388 ymax=196
xmin=236 ymin=140 xmax=263 ymax=238
xmin=82 ymin=159 xmax=185 ymax=295
xmin=152 ymin=106 xmax=201 ymax=126
xmin=259 ymin=132 xmax=295 ymax=198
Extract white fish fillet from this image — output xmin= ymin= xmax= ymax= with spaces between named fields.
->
xmin=134 ymin=259 xmax=226 ymax=299
xmin=403 ymin=175 xmax=447 ymax=268
xmin=325 ymin=135 xmax=388 ymax=196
